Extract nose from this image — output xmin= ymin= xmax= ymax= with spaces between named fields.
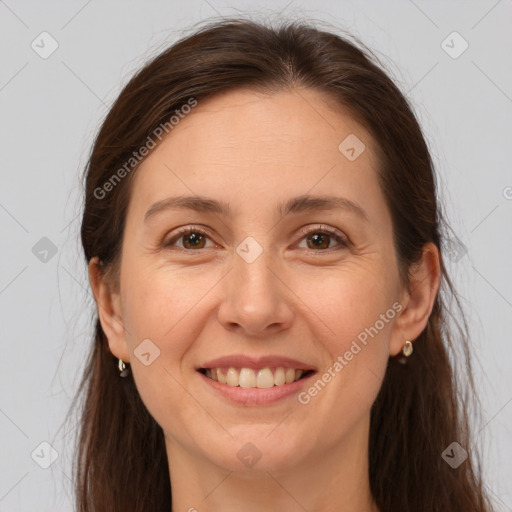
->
xmin=217 ymin=246 xmax=294 ymax=337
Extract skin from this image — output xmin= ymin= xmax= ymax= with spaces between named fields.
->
xmin=89 ymin=88 xmax=440 ymax=512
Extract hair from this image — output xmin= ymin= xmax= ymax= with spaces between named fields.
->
xmin=71 ymin=16 xmax=492 ymax=512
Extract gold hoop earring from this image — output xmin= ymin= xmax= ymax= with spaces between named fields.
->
xmin=118 ymin=358 xmax=130 ymax=377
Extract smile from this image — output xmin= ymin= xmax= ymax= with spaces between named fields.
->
xmin=199 ymin=367 xmax=314 ymax=388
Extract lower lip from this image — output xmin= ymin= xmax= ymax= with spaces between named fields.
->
xmin=198 ymin=371 xmax=316 ymax=406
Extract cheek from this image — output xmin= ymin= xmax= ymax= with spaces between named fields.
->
xmin=118 ymin=266 xmax=198 ymax=390
xmin=307 ymin=263 xmax=397 ymax=346
xmin=121 ymin=262 xmax=210 ymax=349
xmin=300 ymin=265 xmax=396 ymax=413
xmin=120 ymin=268 xmax=208 ymax=439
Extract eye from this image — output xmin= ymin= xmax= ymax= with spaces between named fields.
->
xmin=295 ymin=225 xmax=349 ymax=252
xmin=163 ymin=226 xmax=216 ymax=251
xmin=163 ymin=224 xmax=349 ymax=253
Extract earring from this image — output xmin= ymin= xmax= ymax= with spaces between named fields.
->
xmin=118 ymin=358 xmax=130 ymax=377
xmin=402 ymin=340 xmax=413 ymax=357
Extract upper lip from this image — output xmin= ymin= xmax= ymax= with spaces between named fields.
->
xmin=199 ymin=355 xmax=316 ymax=371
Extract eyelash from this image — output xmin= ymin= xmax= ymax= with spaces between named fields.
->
xmin=163 ymin=224 xmax=349 ymax=254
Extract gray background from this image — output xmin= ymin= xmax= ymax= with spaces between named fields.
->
xmin=1 ymin=1 xmax=511 ymax=510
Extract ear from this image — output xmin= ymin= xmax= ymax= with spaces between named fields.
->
xmin=389 ymin=242 xmax=441 ymax=356
xmin=88 ymin=257 xmax=131 ymax=362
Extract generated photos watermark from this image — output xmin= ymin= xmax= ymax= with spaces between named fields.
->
xmin=93 ymin=97 xmax=198 ymax=200
xmin=298 ymin=301 xmax=403 ymax=404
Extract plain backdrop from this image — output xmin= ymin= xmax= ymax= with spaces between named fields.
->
xmin=1 ymin=1 xmax=511 ymax=510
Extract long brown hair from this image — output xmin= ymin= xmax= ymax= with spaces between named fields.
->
xmin=70 ymin=17 xmax=492 ymax=511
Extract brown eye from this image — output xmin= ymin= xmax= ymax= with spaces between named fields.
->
xmin=306 ymin=232 xmax=332 ymax=250
xmin=297 ymin=227 xmax=348 ymax=252
xmin=163 ymin=225 xmax=348 ymax=253
xmin=164 ymin=227 xmax=214 ymax=250
xmin=181 ymin=231 xmax=207 ymax=249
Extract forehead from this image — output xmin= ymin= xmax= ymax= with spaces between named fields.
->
xmin=129 ymin=88 xmax=385 ymax=223
xmin=146 ymin=87 xmax=377 ymax=165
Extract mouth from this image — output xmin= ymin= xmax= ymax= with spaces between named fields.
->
xmin=197 ymin=366 xmax=316 ymax=388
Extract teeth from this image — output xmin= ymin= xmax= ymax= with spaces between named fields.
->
xmin=256 ymin=368 xmax=274 ymax=388
xmin=274 ymin=367 xmax=285 ymax=386
xmin=204 ymin=366 xmax=308 ymax=388
xmin=226 ymin=367 xmax=239 ymax=387
xmin=216 ymin=368 xmax=227 ymax=384
xmin=239 ymin=368 xmax=256 ymax=388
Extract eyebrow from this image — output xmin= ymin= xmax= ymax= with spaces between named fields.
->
xmin=144 ymin=194 xmax=369 ymax=223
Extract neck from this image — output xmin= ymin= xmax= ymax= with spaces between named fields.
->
xmin=166 ymin=414 xmax=379 ymax=512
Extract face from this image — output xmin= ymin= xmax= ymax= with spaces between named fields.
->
xmin=99 ymin=88 xmax=411 ymax=474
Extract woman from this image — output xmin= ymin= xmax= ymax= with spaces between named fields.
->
xmin=72 ymin=17 xmax=491 ymax=512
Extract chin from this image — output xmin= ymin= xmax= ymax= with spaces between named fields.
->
xmin=204 ymin=428 xmax=307 ymax=474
